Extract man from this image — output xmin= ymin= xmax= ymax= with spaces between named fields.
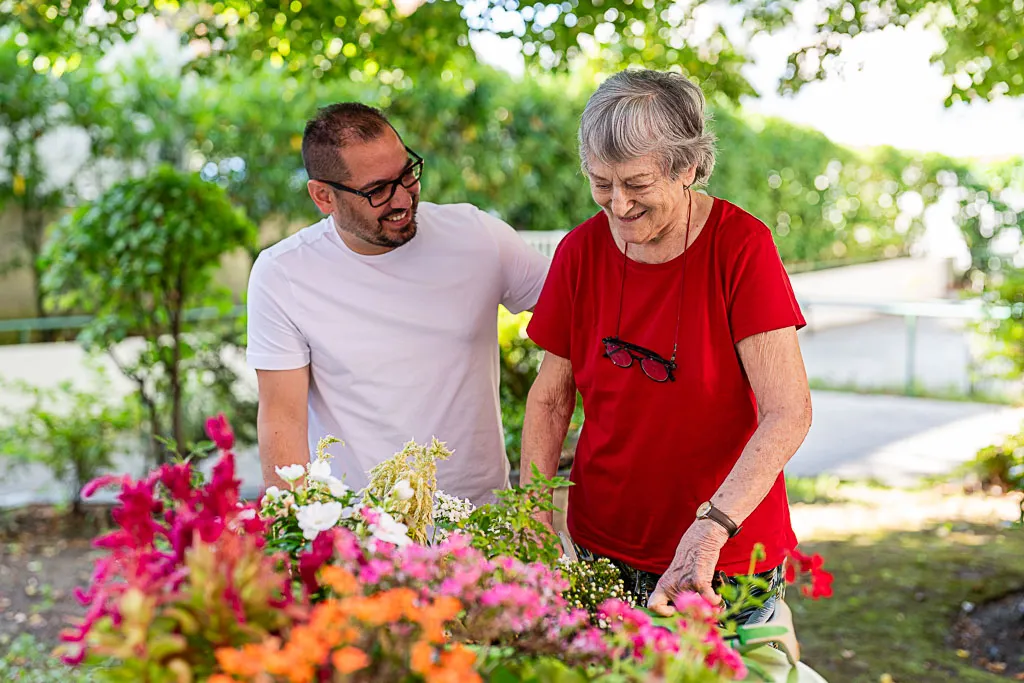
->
xmin=246 ymin=103 xmax=549 ymax=505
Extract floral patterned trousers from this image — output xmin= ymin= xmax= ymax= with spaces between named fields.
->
xmin=574 ymin=543 xmax=786 ymax=626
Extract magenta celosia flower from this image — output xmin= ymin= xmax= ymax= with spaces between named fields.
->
xmin=157 ymin=462 xmax=196 ymax=506
xmin=81 ymin=474 xmax=128 ymax=499
xmin=298 ymin=530 xmax=335 ymax=595
xmin=204 ymin=412 xmax=235 ymax=451
xmin=61 ymin=442 xmax=291 ymax=668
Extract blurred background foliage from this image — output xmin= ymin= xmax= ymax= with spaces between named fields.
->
xmin=1 ymin=0 xmax=1022 ymax=467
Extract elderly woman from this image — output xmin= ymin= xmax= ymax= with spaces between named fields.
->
xmin=522 ymin=69 xmax=812 ymax=623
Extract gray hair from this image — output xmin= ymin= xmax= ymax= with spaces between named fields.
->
xmin=578 ymin=69 xmax=717 ymax=185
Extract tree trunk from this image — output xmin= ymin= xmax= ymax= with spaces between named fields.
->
xmin=22 ymin=207 xmax=55 ymax=341
xmin=169 ymin=280 xmax=185 ymax=459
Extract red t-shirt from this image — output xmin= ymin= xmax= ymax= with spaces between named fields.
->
xmin=527 ymin=198 xmax=805 ymax=575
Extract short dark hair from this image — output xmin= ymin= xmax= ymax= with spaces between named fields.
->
xmin=301 ymin=103 xmax=398 ymax=181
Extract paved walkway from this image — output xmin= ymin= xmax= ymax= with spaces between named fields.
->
xmin=0 ymin=319 xmax=1022 ymax=506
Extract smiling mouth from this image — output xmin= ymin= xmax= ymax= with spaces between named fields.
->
xmin=619 ymin=210 xmax=647 ymax=222
xmin=382 ymin=209 xmax=410 ymax=224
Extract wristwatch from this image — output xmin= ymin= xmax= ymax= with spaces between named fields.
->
xmin=695 ymin=501 xmax=741 ymax=538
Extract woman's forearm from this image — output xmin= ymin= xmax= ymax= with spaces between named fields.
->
xmin=711 ymin=404 xmax=811 ymax=525
xmin=520 ymin=388 xmax=574 ymax=486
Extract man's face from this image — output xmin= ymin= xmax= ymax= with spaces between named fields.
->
xmin=308 ymin=129 xmax=421 ymax=255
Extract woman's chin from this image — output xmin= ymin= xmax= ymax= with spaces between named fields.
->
xmin=614 ymin=223 xmax=653 ymax=246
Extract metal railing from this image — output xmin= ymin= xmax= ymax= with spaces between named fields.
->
xmin=0 ymin=306 xmax=246 ymax=344
xmin=799 ymin=297 xmax=1011 ymax=394
xmin=0 ymin=293 xmax=1012 ymax=396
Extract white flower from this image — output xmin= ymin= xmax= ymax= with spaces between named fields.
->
xmin=237 ymin=508 xmax=257 ymax=521
xmin=263 ymin=486 xmax=282 ymax=501
xmin=370 ymin=510 xmax=410 ymax=546
xmin=295 ymin=501 xmax=343 ymax=540
xmin=328 ymin=477 xmax=350 ymax=499
xmin=433 ymin=491 xmax=475 ymax=524
xmin=275 ymin=464 xmax=306 ymax=483
xmin=393 ymin=479 xmax=414 ymax=501
xmin=308 ymin=460 xmax=333 ymax=483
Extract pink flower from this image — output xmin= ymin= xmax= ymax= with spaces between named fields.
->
xmin=204 ymin=412 xmax=235 ymax=451
xmin=81 ymin=474 xmax=127 ymax=499
xmin=705 ymin=638 xmax=748 ymax=678
xmin=157 ymin=462 xmax=195 ymax=506
xmin=298 ymin=530 xmax=335 ymax=595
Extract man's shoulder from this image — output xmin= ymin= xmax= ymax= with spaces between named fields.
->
xmin=419 ymin=202 xmax=500 ymax=233
xmin=253 ymin=217 xmax=333 ymax=271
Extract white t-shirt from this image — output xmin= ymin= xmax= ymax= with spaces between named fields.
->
xmin=246 ymin=202 xmax=550 ymax=505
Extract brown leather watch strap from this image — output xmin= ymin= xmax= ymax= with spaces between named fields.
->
xmin=696 ymin=501 xmax=741 ymax=538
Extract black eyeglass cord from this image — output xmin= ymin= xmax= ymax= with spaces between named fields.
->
xmin=614 ymin=188 xmax=694 ymax=364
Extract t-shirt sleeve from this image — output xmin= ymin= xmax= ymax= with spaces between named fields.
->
xmin=479 ymin=209 xmax=550 ymax=314
xmin=245 ymin=254 xmax=311 ymax=370
xmin=727 ymin=225 xmax=806 ymax=344
xmin=526 ymin=238 xmax=574 ymax=359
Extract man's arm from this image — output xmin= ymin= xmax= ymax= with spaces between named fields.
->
xmin=483 ymin=210 xmax=550 ymax=314
xmin=520 ymin=351 xmax=576 ymax=530
xmin=256 ymin=367 xmax=311 ymax=490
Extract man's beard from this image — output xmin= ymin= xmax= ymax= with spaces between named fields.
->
xmin=339 ymin=197 xmax=419 ymax=249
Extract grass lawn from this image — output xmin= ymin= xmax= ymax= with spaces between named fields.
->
xmin=790 ymin=522 xmax=1024 ymax=682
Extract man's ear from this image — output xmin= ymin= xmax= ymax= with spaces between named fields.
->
xmin=307 ymin=180 xmax=335 ymax=215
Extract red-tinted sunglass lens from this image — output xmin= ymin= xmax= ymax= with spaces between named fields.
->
xmin=641 ymin=357 xmax=670 ymax=382
xmin=605 ymin=344 xmax=633 ymax=368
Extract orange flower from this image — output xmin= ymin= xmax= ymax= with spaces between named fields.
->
xmin=287 ymin=624 xmax=330 ymax=664
xmin=440 ymin=644 xmax=477 ymax=672
xmin=418 ymin=596 xmax=462 ymax=642
xmin=332 ymin=646 xmax=370 ymax=674
xmin=216 ymin=644 xmax=269 ymax=677
xmin=208 ymin=676 xmax=236 ymax=683
xmin=410 ymin=640 xmax=436 ymax=674
xmin=319 ymin=565 xmax=359 ymax=596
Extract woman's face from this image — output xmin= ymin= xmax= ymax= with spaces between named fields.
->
xmin=586 ymin=154 xmax=695 ymax=246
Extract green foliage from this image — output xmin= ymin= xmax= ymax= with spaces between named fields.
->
xmin=558 ymin=557 xmax=636 ymax=620
xmin=0 ymin=36 xmax=80 ymax=321
xmin=768 ymin=0 xmax=1024 ymax=104
xmin=5 ymin=0 xmax=759 ymax=102
xmin=39 ymin=166 xmax=257 ymax=461
xmin=965 ymin=425 xmax=1024 ymax=524
xmin=976 ymin=267 xmax=1024 ymax=394
xmin=498 ymin=307 xmax=584 ymax=468
xmin=459 ymin=464 xmax=570 ymax=565
xmin=0 ymin=634 xmax=104 ymax=683
xmin=785 ymin=475 xmax=846 ymax=505
xmin=0 ymin=370 xmax=138 ymax=513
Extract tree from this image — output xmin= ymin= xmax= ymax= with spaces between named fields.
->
xmin=4 ymin=0 xmax=762 ymax=103
xmin=768 ymin=0 xmax=1024 ymax=104
xmin=0 ymin=36 xmax=76 ymax=325
xmin=40 ymin=166 xmax=258 ymax=462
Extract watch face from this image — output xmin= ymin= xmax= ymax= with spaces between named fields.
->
xmin=696 ymin=502 xmax=712 ymax=517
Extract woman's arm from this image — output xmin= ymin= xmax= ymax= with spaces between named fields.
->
xmin=520 ymin=351 xmax=577 ymax=531
xmin=711 ymin=325 xmax=812 ymax=524
xmin=648 ymin=326 xmax=811 ymax=614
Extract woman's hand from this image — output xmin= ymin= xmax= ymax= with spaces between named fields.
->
xmin=647 ymin=519 xmax=730 ymax=616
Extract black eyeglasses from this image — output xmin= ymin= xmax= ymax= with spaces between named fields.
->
xmin=313 ymin=147 xmax=424 ymax=207
xmin=602 ymin=337 xmax=677 ymax=382
xmin=602 ymin=190 xmax=694 ymax=383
